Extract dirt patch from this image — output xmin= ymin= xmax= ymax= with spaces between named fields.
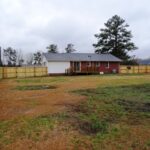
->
xmin=116 ymin=99 xmax=150 ymax=113
xmin=15 ymin=85 xmax=57 ymax=91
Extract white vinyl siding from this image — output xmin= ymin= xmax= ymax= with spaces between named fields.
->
xmin=47 ymin=62 xmax=70 ymax=74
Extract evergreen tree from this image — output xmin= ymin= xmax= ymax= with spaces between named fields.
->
xmin=65 ymin=43 xmax=76 ymax=53
xmin=33 ymin=52 xmax=42 ymax=65
xmin=0 ymin=47 xmax=2 ymax=66
xmin=3 ymin=47 xmax=17 ymax=66
xmin=46 ymin=44 xmax=58 ymax=53
xmin=93 ymin=15 xmax=137 ymax=60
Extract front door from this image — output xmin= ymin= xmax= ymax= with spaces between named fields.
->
xmin=74 ymin=62 xmax=80 ymax=72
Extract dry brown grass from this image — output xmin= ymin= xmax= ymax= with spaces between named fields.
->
xmin=0 ymin=74 xmax=150 ymax=150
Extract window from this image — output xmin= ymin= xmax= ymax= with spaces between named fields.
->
xmin=96 ymin=62 xmax=100 ymax=67
xmin=105 ymin=62 xmax=109 ymax=68
xmin=87 ymin=62 xmax=91 ymax=67
xmin=74 ymin=62 xmax=80 ymax=72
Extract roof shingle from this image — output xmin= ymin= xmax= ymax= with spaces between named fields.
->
xmin=43 ymin=53 xmax=122 ymax=62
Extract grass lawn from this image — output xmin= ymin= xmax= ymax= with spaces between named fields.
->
xmin=0 ymin=74 xmax=150 ymax=150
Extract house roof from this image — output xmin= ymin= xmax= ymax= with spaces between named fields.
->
xmin=43 ymin=53 xmax=122 ymax=62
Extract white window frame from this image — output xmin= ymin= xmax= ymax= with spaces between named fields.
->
xmin=73 ymin=62 xmax=81 ymax=72
xmin=105 ymin=62 xmax=110 ymax=68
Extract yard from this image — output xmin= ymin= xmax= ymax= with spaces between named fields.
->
xmin=0 ymin=75 xmax=150 ymax=150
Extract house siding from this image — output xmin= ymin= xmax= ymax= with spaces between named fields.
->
xmin=47 ymin=62 xmax=70 ymax=74
xmin=70 ymin=61 xmax=119 ymax=74
xmin=79 ymin=62 xmax=120 ymax=73
xmin=99 ymin=62 xmax=120 ymax=73
xmin=81 ymin=62 xmax=99 ymax=73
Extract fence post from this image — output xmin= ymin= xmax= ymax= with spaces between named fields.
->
xmin=146 ymin=65 xmax=148 ymax=73
xmin=16 ymin=67 xmax=17 ymax=78
xmin=24 ymin=67 xmax=25 ymax=78
xmin=34 ymin=67 xmax=36 ymax=77
xmin=2 ymin=67 xmax=4 ymax=79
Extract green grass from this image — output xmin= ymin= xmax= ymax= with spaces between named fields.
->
xmin=15 ymin=85 xmax=57 ymax=90
xmin=16 ymin=77 xmax=67 ymax=84
xmin=72 ymin=83 xmax=150 ymax=149
xmin=0 ymin=116 xmax=54 ymax=145
xmin=0 ymin=113 xmax=69 ymax=146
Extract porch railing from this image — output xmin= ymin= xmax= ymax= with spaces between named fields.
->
xmin=65 ymin=66 xmax=100 ymax=74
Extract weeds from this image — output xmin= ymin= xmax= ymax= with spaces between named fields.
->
xmin=72 ymin=83 xmax=150 ymax=149
xmin=0 ymin=113 xmax=68 ymax=146
xmin=1 ymin=75 xmax=150 ymax=149
xmin=78 ymin=113 xmax=109 ymax=134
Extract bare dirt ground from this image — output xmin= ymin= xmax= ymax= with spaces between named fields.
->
xmin=0 ymin=75 xmax=150 ymax=150
xmin=0 ymin=76 xmax=97 ymax=120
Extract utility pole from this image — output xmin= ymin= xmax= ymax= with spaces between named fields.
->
xmin=0 ymin=47 xmax=2 ymax=66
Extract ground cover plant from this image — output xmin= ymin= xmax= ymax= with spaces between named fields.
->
xmin=0 ymin=75 xmax=150 ymax=150
xmin=72 ymin=84 xmax=150 ymax=149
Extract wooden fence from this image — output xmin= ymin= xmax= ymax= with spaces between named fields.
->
xmin=120 ymin=65 xmax=150 ymax=74
xmin=0 ymin=67 xmax=48 ymax=79
xmin=0 ymin=65 xmax=150 ymax=79
xmin=0 ymin=67 xmax=3 ymax=79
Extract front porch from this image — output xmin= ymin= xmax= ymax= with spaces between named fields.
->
xmin=65 ymin=61 xmax=100 ymax=75
xmin=65 ymin=61 xmax=119 ymax=75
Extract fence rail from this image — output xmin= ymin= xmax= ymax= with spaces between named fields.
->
xmin=0 ymin=67 xmax=47 ymax=79
xmin=120 ymin=65 xmax=150 ymax=74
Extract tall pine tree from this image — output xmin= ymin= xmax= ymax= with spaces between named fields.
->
xmin=93 ymin=15 xmax=137 ymax=60
xmin=3 ymin=47 xmax=17 ymax=66
xmin=46 ymin=44 xmax=58 ymax=53
xmin=65 ymin=44 xmax=76 ymax=53
xmin=33 ymin=52 xmax=42 ymax=65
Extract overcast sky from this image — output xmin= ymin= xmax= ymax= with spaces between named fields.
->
xmin=0 ymin=0 xmax=150 ymax=58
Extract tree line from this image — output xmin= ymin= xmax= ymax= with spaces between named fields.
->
xmin=0 ymin=43 xmax=76 ymax=66
xmin=0 ymin=15 xmax=138 ymax=66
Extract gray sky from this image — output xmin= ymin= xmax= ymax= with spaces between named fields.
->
xmin=0 ymin=0 xmax=150 ymax=58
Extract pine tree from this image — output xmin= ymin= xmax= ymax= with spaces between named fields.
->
xmin=3 ymin=47 xmax=17 ymax=66
xmin=65 ymin=44 xmax=76 ymax=53
xmin=93 ymin=15 xmax=137 ymax=60
xmin=46 ymin=44 xmax=58 ymax=53
xmin=33 ymin=52 xmax=42 ymax=65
